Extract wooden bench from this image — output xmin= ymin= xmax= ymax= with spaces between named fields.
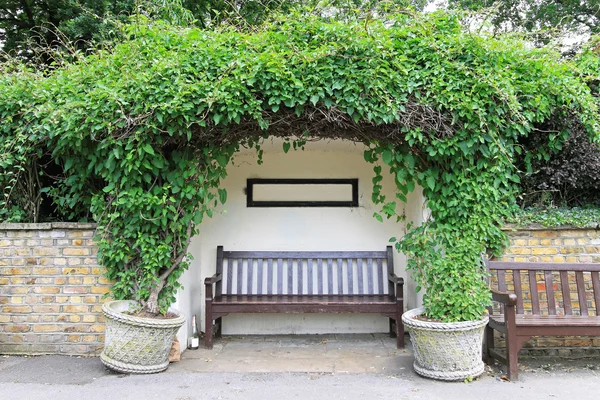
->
xmin=485 ymin=261 xmax=600 ymax=380
xmin=204 ymin=246 xmax=405 ymax=349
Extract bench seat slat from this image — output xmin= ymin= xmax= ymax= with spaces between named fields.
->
xmin=560 ymin=271 xmax=572 ymax=315
xmin=544 ymin=270 xmax=556 ymax=315
xmin=576 ymin=271 xmax=588 ymax=316
xmin=592 ymin=271 xmax=600 ymax=316
xmin=367 ymin=258 xmax=374 ymax=295
xmin=337 ymin=258 xmax=343 ymax=295
xmin=490 ymin=314 xmax=600 ymax=327
xmin=529 ymin=270 xmax=541 ymax=314
xmin=357 ymin=259 xmax=364 ymax=295
xmin=513 ymin=270 xmax=524 ymax=314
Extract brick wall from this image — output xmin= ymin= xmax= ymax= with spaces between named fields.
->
xmin=495 ymin=225 xmax=600 ymax=356
xmin=0 ymin=223 xmax=110 ymax=355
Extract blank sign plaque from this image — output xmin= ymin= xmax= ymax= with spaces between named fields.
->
xmin=246 ymin=179 xmax=358 ymax=207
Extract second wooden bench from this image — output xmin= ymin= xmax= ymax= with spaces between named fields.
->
xmin=204 ymin=246 xmax=405 ymax=349
xmin=485 ymin=261 xmax=600 ymax=380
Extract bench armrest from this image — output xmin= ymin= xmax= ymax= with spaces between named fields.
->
xmin=204 ymin=274 xmax=222 ymax=286
xmin=490 ymin=288 xmax=518 ymax=306
xmin=388 ymin=274 xmax=404 ymax=285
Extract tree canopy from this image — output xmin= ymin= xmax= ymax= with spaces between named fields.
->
xmin=0 ymin=0 xmax=427 ymax=61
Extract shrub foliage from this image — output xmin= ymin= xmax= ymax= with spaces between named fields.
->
xmin=1 ymin=12 xmax=598 ymax=319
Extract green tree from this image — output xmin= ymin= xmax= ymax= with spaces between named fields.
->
xmin=447 ymin=0 xmax=600 ymax=39
xmin=1 ymin=0 xmax=428 ymax=61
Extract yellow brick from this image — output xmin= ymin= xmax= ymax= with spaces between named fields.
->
xmin=0 ymin=278 xmax=8 ymax=285
xmin=84 ymin=296 xmax=98 ymax=304
xmin=55 ymin=296 xmax=69 ymax=303
xmin=54 ymin=277 xmax=68 ymax=285
xmin=3 ymin=305 xmax=31 ymax=313
xmin=513 ymin=239 xmax=528 ymax=246
xmin=33 ymin=248 xmax=59 ymax=256
xmin=64 ymin=305 xmax=88 ymax=313
xmin=67 ymin=335 xmax=80 ymax=342
xmin=54 ymin=258 xmax=67 ymax=265
xmin=82 ymin=335 xmax=97 ymax=342
xmin=70 ymin=315 xmax=81 ymax=322
xmin=90 ymin=324 xmax=105 ymax=333
xmin=62 ymin=268 xmax=89 ymax=275
xmin=69 ymin=296 xmax=82 ymax=303
xmin=32 ymin=305 xmax=59 ymax=313
xmin=552 ymin=256 xmax=565 ymax=263
xmin=533 ymin=231 xmax=558 ymax=238
xmin=561 ymin=247 xmax=584 ymax=254
xmin=37 ymin=287 xmax=60 ymax=294
xmin=527 ymin=240 xmax=540 ymax=246
xmin=506 ymin=247 xmax=531 ymax=255
xmin=532 ymin=247 xmax=558 ymax=255
xmin=91 ymin=286 xmax=110 ymax=295
xmin=68 ymin=277 xmax=83 ymax=284
xmin=83 ymin=277 xmax=95 ymax=285
xmin=7 ymin=267 xmax=30 ymax=275
xmin=82 ymin=315 xmax=96 ymax=323
xmin=33 ymin=267 xmax=60 ymax=275
xmin=0 ymin=315 xmax=11 ymax=323
xmin=73 ymin=239 xmax=83 ymax=246
xmin=10 ymin=297 xmax=23 ymax=304
xmin=98 ymin=276 xmax=111 ymax=285
xmin=5 ymin=325 xmax=30 ymax=333
xmin=540 ymin=239 xmax=553 ymax=246
xmin=33 ymin=324 xmax=59 ymax=333
xmin=63 ymin=248 xmax=89 ymax=256
xmin=10 ymin=287 xmax=28 ymax=294
xmin=563 ymin=239 xmax=576 ymax=246
xmin=566 ymin=256 xmax=578 ymax=262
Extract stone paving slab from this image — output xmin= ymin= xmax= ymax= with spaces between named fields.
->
xmin=174 ymin=334 xmax=408 ymax=374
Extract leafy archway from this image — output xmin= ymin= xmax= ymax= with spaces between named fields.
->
xmin=1 ymin=12 xmax=598 ymax=320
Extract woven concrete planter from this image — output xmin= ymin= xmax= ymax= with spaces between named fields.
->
xmin=101 ymin=300 xmax=185 ymax=374
xmin=402 ymin=307 xmax=489 ymax=381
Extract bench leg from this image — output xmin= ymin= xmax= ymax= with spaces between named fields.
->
xmin=484 ymin=324 xmax=494 ymax=365
xmin=205 ymin=305 xmax=213 ymax=350
xmin=216 ymin=317 xmax=223 ymax=338
xmin=506 ymin=335 xmax=528 ymax=381
xmin=395 ymin=306 xmax=404 ymax=349
xmin=389 ymin=319 xmax=395 ymax=338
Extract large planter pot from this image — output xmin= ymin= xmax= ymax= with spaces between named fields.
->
xmin=402 ymin=307 xmax=489 ymax=381
xmin=101 ymin=300 xmax=185 ymax=374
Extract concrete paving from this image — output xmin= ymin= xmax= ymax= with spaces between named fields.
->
xmin=1 ymin=334 xmax=599 ymax=400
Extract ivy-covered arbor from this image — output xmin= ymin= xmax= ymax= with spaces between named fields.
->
xmin=1 ymin=12 xmax=598 ymax=321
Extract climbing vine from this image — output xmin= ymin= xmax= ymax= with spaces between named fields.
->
xmin=1 ymin=11 xmax=598 ymax=319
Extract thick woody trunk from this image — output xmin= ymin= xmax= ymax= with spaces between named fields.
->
xmin=144 ymin=282 xmax=164 ymax=315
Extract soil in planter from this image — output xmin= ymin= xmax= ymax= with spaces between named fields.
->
xmin=413 ymin=314 xmax=443 ymax=323
xmin=123 ymin=310 xmax=179 ymax=319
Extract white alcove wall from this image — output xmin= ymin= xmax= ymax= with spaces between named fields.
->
xmin=175 ymin=138 xmax=425 ymax=348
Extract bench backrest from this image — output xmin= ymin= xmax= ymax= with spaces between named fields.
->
xmin=487 ymin=261 xmax=600 ymax=316
xmin=215 ymin=246 xmax=395 ymax=297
